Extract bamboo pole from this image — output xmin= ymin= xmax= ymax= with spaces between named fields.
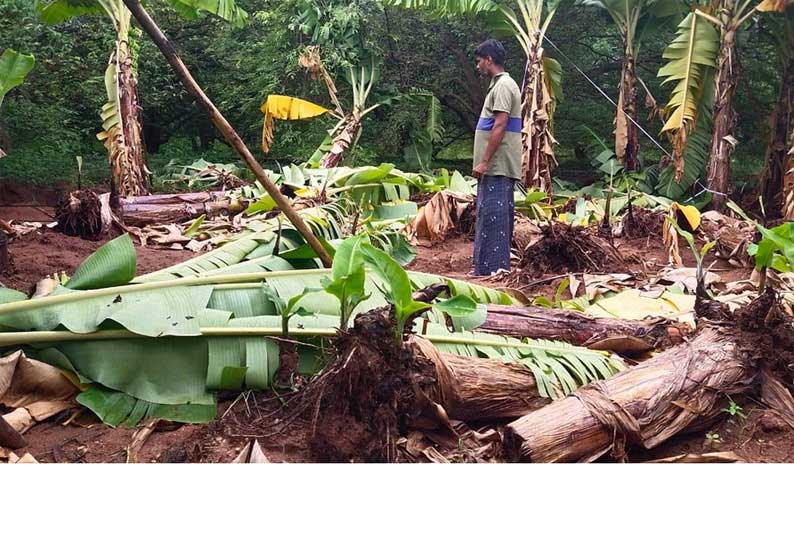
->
xmin=120 ymin=0 xmax=332 ymax=267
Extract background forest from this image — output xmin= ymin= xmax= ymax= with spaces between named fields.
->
xmin=0 ymin=0 xmax=783 ymax=201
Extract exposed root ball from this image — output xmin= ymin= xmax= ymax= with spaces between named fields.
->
xmin=54 ymin=190 xmax=107 ymax=240
xmin=620 ymin=207 xmax=664 ymax=239
xmin=516 ymin=222 xmax=622 ymax=278
xmin=308 ymin=310 xmax=442 ymax=463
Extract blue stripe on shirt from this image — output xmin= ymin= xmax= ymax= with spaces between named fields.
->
xmin=476 ymin=117 xmax=522 ymax=133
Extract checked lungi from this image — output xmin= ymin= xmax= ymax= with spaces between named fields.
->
xmin=473 ymin=174 xmax=515 ymax=275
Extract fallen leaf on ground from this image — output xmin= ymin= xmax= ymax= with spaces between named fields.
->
xmin=586 ymin=289 xmax=695 ymax=327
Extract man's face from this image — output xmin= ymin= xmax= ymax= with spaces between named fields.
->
xmin=475 ymin=55 xmax=492 ymax=78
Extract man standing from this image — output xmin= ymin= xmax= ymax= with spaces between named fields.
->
xmin=471 ymin=39 xmax=522 ymax=276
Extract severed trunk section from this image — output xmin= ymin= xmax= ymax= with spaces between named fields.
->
xmin=478 ymin=305 xmax=685 ymax=355
xmin=616 ymin=48 xmax=640 ymax=172
xmin=502 ymin=327 xmax=753 ymax=462
xmin=706 ymin=11 xmax=740 ymax=212
xmin=118 ymin=191 xmax=242 ymax=226
xmin=764 ymin=58 xmax=794 ymax=218
xmin=308 ymin=309 xmax=548 ymax=462
xmin=100 ymin=38 xmax=150 ymax=199
xmin=56 ymin=190 xmax=244 ymax=237
xmin=410 ymin=339 xmax=549 ymax=421
xmin=521 ymin=45 xmax=557 ymax=193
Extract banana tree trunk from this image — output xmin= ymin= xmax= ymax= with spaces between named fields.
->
xmin=502 ymin=326 xmax=759 ymax=462
xmin=521 ymin=44 xmax=557 ymax=193
xmin=320 ymin=112 xmax=362 ymax=169
xmin=478 ymin=304 xmax=685 ymax=355
xmin=706 ymin=11 xmax=740 ymax=212
xmin=103 ymin=36 xmax=149 ymax=199
xmin=762 ymin=57 xmax=794 ymax=216
xmin=783 ymin=126 xmax=794 ymax=220
xmin=616 ymin=46 xmax=640 ymax=171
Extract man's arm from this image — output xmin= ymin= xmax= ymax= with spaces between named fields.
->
xmin=473 ymin=111 xmax=508 ymax=178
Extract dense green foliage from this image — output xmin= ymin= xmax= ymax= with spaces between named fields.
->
xmin=0 ymin=0 xmax=783 ymax=194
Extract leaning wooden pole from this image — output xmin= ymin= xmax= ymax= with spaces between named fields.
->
xmin=121 ymin=0 xmax=332 ymax=268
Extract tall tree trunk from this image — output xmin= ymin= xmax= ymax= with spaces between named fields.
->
xmin=616 ymin=45 xmax=640 ymax=171
xmin=521 ymin=43 xmax=557 ymax=193
xmin=783 ymin=124 xmax=794 ymax=220
xmin=761 ymin=57 xmax=794 ymax=217
xmin=113 ymin=38 xmax=149 ymax=197
xmin=706 ymin=6 xmax=740 ymax=212
xmin=100 ymin=26 xmax=149 ymax=201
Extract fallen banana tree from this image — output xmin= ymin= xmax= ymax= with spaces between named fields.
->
xmin=478 ymin=304 xmax=687 ymax=355
xmin=55 ymin=162 xmax=428 ymax=244
xmin=55 ymin=189 xmax=241 ymax=238
xmin=0 ymin=233 xmax=622 ymax=429
xmin=502 ymin=289 xmax=794 ymax=462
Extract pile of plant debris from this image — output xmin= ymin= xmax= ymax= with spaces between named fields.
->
xmin=513 ymin=222 xmax=623 ymax=279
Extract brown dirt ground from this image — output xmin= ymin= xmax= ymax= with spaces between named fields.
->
xmin=0 ymin=219 xmax=195 ymax=293
xmin=2 ymin=223 xmax=793 ymax=463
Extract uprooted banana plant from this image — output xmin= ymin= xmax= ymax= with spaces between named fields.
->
xmin=0 ymin=232 xmax=622 ymax=427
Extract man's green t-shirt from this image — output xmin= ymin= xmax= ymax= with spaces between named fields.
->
xmin=473 ymin=72 xmax=523 ymax=180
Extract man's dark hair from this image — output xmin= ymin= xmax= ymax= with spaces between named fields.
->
xmin=475 ymin=39 xmax=506 ymax=66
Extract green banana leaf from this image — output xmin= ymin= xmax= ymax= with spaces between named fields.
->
xmin=0 ymin=49 xmax=36 ymax=108
xmin=66 ymin=233 xmax=137 ymax=289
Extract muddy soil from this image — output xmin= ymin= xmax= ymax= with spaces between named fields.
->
xmin=0 ymin=227 xmax=195 ymax=292
xmin=2 ymin=224 xmax=792 ymax=463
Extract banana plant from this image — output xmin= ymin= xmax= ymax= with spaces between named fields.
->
xmin=0 ymin=49 xmax=35 ymax=158
xmin=307 ymin=57 xmax=380 ymax=168
xmin=385 ymin=0 xmax=563 ymax=192
xmin=35 ymin=0 xmax=248 ymax=197
xmin=320 ymin=234 xmax=371 ymax=329
xmin=758 ymin=3 xmax=794 ymax=215
xmin=703 ymin=0 xmax=768 ymax=211
xmin=728 ymin=199 xmax=794 ymax=291
xmin=659 ymin=0 xmax=782 ymax=210
xmin=656 ymin=6 xmax=720 ymax=199
xmin=577 ymin=0 xmax=680 ymax=171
